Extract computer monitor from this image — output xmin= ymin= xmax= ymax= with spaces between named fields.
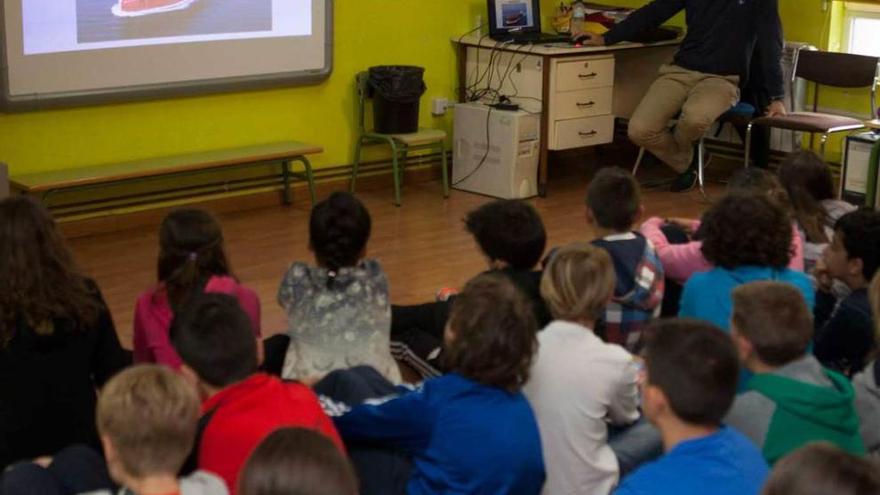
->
xmin=488 ymin=0 xmax=542 ymax=38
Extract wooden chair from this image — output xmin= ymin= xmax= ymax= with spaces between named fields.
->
xmin=349 ymin=71 xmax=449 ymax=206
xmin=745 ymin=48 xmax=880 ymax=166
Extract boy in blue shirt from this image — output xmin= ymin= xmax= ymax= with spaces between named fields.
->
xmin=615 ymin=319 xmax=769 ymax=495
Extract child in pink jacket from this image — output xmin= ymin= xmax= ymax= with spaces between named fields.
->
xmin=133 ymin=209 xmax=261 ymax=369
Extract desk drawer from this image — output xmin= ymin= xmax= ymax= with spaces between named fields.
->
xmin=553 ymin=115 xmax=614 ymax=150
xmin=555 ymin=57 xmax=615 ymax=92
xmin=552 ymin=87 xmax=613 ymax=120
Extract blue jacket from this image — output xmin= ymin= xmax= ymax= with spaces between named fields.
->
xmin=614 ymin=427 xmax=769 ymax=495
xmin=680 ymin=266 xmax=815 ymax=331
xmin=333 ymin=373 xmax=545 ymax=495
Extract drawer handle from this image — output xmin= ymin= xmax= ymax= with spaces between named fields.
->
xmin=578 ymin=72 xmax=598 ymax=79
xmin=579 ymin=130 xmax=598 ymax=137
xmin=576 ymin=101 xmax=596 ymax=108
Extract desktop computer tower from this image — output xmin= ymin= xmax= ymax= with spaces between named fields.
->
xmin=452 ymin=103 xmax=540 ymax=199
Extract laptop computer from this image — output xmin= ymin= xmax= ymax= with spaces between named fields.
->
xmin=488 ymin=0 xmax=570 ymax=44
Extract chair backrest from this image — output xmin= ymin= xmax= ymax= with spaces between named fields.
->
xmin=0 ymin=163 xmax=8 ymax=200
xmin=355 ymin=71 xmax=370 ymax=133
xmin=794 ymin=49 xmax=879 ymax=114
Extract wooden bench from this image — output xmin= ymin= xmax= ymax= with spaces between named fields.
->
xmin=10 ymin=141 xmax=321 ymax=207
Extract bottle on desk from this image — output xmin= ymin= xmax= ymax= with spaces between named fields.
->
xmin=571 ymin=1 xmax=587 ymax=35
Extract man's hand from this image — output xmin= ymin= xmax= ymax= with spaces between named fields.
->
xmin=765 ymin=100 xmax=786 ymax=117
xmin=575 ymin=32 xmax=605 ymax=46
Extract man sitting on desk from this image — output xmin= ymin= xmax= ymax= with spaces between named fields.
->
xmin=579 ymin=0 xmax=786 ymax=191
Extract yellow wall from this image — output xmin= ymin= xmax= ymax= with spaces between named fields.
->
xmin=1 ymin=0 xmax=868 ymax=175
xmin=0 ymin=1 xmax=483 ymax=175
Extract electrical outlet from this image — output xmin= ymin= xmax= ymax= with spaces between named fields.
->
xmin=475 ymin=15 xmax=483 ymax=29
xmin=432 ymin=97 xmax=450 ymax=116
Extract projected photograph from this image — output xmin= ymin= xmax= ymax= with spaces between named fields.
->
xmin=76 ymin=0 xmax=274 ymax=44
xmin=500 ymin=3 xmax=529 ymax=27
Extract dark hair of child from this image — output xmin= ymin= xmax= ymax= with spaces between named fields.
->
xmin=0 ymin=196 xmax=100 ymax=347
xmin=642 ymin=318 xmax=739 ymax=426
xmin=464 ymin=200 xmax=547 ymax=270
xmin=158 ymin=209 xmax=231 ymax=309
xmin=762 ymin=443 xmax=880 ymax=495
xmin=170 ymin=293 xmax=257 ymax=388
xmin=777 ymin=150 xmax=836 ymax=243
xmin=586 ymin=166 xmax=641 ymax=232
xmin=444 ymin=273 xmax=538 ymax=392
xmin=834 ymin=209 xmax=880 ymax=281
xmin=700 ymin=193 xmax=793 ymax=270
xmin=238 ymin=427 xmax=357 ymax=495
xmin=309 ymin=192 xmax=372 ymax=275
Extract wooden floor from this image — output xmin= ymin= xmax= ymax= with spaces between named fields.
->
xmin=68 ymin=155 xmax=723 ymax=347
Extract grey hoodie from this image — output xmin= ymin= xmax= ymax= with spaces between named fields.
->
xmin=81 ymin=471 xmax=228 ymax=495
xmin=854 ymin=360 xmax=880 ymax=455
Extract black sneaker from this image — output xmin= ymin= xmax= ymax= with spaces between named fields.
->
xmin=670 ymin=166 xmax=698 ymax=192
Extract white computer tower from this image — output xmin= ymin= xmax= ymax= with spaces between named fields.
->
xmin=453 ymin=103 xmax=540 ymax=199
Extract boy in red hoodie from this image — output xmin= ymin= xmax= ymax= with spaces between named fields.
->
xmin=171 ymin=294 xmax=343 ymax=494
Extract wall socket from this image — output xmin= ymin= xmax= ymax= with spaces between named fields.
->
xmin=475 ymin=15 xmax=483 ymax=29
xmin=432 ymin=97 xmax=450 ymax=116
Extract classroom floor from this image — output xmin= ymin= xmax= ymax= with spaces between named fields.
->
xmin=67 ymin=153 xmax=730 ymax=347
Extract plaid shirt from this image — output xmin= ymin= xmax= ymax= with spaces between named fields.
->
xmin=593 ymin=233 xmax=665 ymax=353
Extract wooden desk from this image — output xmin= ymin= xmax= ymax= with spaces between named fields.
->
xmin=455 ymin=36 xmax=680 ymax=196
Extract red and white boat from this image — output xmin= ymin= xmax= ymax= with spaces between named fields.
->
xmin=111 ymin=0 xmax=198 ymax=17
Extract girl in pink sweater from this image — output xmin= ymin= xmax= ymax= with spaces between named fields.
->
xmin=133 ymin=209 xmax=261 ymax=369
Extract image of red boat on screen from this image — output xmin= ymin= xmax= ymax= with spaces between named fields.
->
xmin=111 ymin=0 xmax=199 ymax=17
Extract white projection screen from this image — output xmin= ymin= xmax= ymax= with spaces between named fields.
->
xmin=0 ymin=0 xmax=332 ymax=111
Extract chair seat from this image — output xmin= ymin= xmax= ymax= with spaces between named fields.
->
xmin=388 ymin=128 xmax=447 ymax=146
xmin=751 ymin=112 xmax=866 ymax=134
xmin=719 ymin=102 xmax=756 ymax=126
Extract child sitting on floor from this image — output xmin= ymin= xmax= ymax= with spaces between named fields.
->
xmin=678 ymin=192 xmax=814 ymax=331
xmin=778 ymin=150 xmax=857 ymax=274
xmin=171 ymin=294 xmax=343 ymax=494
xmin=725 ymin=282 xmax=864 ymax=465
xmin=278 ymin=192 xmax=400 ymax=384
xmin=761 ymin=444 xmax=880 ymax=495
xmin=391 ymin=199 xmax=550 ymax=379
xmin=238 ymin=428 xmax=357 ymax=495
xmin=134 ymin=208 xmax=261 ymax=369
xmin=525 ymin=242 xmax=640 ymax=495
xmin=854 ymin=272 xmax=880 ymax=455
xmin=326 ymin=273 xmax=545 ymax=495
xmin=814 ymin=209 xmax=880 ymax=377
xmin=640 ymin=169 xmax=804 ymax=315
xmin=615 ymin=319 xmax=768 ymax=495
xmin=584 ymin=167 xmax=664 ymax=351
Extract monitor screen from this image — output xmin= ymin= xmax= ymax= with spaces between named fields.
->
xmin=488 ymin=0 xmax=539 ymax=35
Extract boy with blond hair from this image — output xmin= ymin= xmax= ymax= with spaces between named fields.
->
xmin=526 ymin=242 xmax=641 ymax=494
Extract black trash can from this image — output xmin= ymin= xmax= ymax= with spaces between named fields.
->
xmin=368 ymin=66 xmax=426 ymax=134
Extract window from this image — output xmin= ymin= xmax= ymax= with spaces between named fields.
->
xmin=843 ymin=2 xmax=880 ymax=57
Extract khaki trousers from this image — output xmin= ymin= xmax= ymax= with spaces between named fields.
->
xmin=628 ymin=65 xmax=740 ymax=173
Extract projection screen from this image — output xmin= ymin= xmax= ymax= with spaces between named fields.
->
xmin=0 ymin=0 xmax=332 ymax=111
